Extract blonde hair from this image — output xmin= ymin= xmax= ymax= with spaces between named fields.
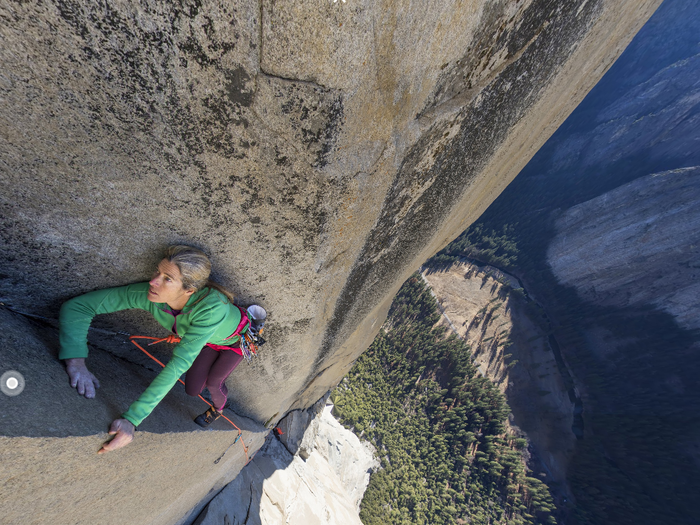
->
xmin=164 ymin=245 xmax=235 ymax=303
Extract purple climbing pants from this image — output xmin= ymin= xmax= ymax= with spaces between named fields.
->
xmin=184 ymin=345 xmax=243 ymax=411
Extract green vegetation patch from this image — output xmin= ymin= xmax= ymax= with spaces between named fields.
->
xmin=429 ymin=223 xmax=520 ymax=271
xmin=332 ymin=275 xmax=556 ymax=525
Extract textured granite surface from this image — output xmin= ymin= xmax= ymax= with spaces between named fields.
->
xmin=0 ymin=0 xmax=661 ymax=522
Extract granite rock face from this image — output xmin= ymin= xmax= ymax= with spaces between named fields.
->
xmin=0 ymin=0 xmax=661 ymax=423
xmin=543 ymin=46 xmax=700 ymax=331
xmin=275 ymin=390 xmax=330 ymax=456
xmin=422 ymin=264 xmax=575 ymax=491
xmin=548 ymin=167 xmax=700 ymax=331
xmin=0 ymin=1 xmax=661 ymax=522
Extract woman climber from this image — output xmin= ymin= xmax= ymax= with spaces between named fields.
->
xmin=59 ymin=245 xmax=256 ymax=454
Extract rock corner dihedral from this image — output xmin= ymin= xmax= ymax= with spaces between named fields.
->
xmin=0 ymin=0 xmax=662 ymax=523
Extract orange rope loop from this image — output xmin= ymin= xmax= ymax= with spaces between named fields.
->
xmin=129 ymin=335 xmax=249 ymax=461
xmin=148 ymin=335 xmax=181 ymax=345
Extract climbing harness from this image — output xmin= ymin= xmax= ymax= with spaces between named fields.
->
xmin=115 ymin=305 xmax=266 ymax=464
xmin=129 ymin=334 xmax=250 ymax=463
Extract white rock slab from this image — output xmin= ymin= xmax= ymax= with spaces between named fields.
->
xmin=195 ymin=402 xmax=377 ymax=525
xmin=304 ymin=404 xmax=379 ymax=510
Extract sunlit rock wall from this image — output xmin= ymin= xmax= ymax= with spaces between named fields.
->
xmin=194 ymin=402 xmax=378 ymax=525
xmin=0 ymin=1 xmax=660 ymax=522
xmin=0 ymin=0 xmax=661 ymax=422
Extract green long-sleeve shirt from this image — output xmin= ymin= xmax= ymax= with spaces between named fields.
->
xmin=59 ymin=282 xmax=243 ymax=426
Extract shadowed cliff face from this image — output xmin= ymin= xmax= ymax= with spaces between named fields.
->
xmin=0 ymin=1 xmax=661 ymax=521
xmin=548 ymin=167 xmax=700 ymax=331
xmin=0 ymin=307 xmax=268 ymax=525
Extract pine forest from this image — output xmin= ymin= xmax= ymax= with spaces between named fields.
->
xmin=332 ymin=275 xmax=557 ymax=525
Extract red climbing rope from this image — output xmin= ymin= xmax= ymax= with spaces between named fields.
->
xmin=129 ymin=335 xmax=249 ymax=462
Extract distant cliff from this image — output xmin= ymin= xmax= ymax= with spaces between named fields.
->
xmin=423 ymin=262 xmax=576 ymax=497
xmin=548 ymin=167 xmax=700 ymax=331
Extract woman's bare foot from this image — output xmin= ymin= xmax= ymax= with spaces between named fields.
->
xmin=64 ymin=358 xmax=100 ymax=398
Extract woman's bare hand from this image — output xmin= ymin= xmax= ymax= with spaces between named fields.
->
xmin=98 ymin=419 xmax=135 ymax=454
xmin=64 ymin=358 xmax=100 ymax=398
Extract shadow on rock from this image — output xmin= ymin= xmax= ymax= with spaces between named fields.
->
xmin=0 ymin=307 xmax=257 ymax=439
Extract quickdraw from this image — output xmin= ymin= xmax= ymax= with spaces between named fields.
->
xmin=240 ymin=305 xmax=267 ymax=363
xmin=240 ymin=328 xmax=266 ymax=362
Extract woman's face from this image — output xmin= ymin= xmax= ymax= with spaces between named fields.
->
xmin=148 ymin=259 xmax=194 ymax=309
